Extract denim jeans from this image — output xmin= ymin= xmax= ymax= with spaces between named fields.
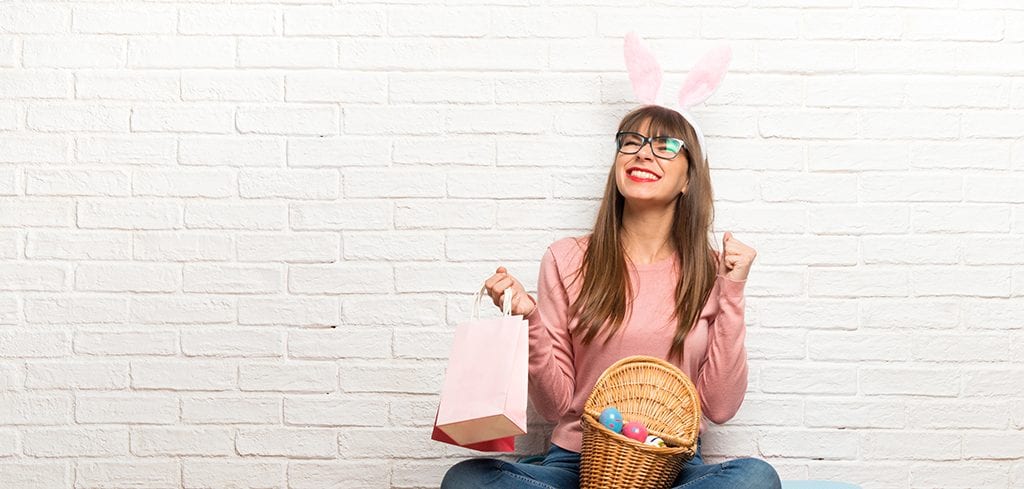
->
xmin=440 ymin=438 xmax=782 ymax=489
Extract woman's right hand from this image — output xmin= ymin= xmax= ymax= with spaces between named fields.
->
xmin=484 ymin=266 xmax=537 ymax=317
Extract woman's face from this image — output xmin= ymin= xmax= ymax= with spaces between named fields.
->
xmin=614 ymin=119 xmax=690 ymax=206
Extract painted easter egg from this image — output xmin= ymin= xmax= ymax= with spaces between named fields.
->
xmin=622 ymin=421 xmax=648 ymax=442
xmin=644 ymin=435 xmax=666 ymax=447
xmin=598 ymin=407 xmax=624 ymax=433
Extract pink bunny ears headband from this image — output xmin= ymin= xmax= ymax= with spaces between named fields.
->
xmin=623 ymin=31 xmax=732 ymax=162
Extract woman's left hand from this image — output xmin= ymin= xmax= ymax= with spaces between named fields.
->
xmin=718 ymin=231 xmax=756 ymax=281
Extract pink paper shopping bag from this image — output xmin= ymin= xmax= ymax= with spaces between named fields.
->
xmin=431 ymin=284 xmax=529 ymax=452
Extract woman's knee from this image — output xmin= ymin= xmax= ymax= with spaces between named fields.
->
xmin=729 ymin=457 xmax=782 ymax=489
xmin=441 ymin=458 xmax=503 ymax=489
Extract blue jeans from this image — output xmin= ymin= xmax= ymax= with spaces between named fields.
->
xmin=441 ymin=438 xmax=781 ymax=489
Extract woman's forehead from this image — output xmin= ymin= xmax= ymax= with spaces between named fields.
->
xmin=626 ymin=117 xmax=681 ymax=138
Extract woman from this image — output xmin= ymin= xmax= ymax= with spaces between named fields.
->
xmin=441 ymin=104 xmax=781 ymax=489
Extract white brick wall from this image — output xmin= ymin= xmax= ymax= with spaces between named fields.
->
xmin=0 ymin=1 xmax=1022 ymax=488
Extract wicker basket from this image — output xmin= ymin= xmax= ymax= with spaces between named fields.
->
xmin=579 ymin=355 xmax=701 ymax=489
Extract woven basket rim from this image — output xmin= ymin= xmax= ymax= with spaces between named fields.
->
xmin=582 ymin=355 xmax=701 ymax=449
xmin=581 ymin=411 xmax=693 ymax=456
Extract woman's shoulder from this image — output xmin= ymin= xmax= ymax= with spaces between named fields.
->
xmin=547 ymin=234 xmax=590 ymax=262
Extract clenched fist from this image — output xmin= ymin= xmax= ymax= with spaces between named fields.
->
xmin=484 ymin=266 xmax=537 ymax=317
xmin=718 ymin=231 xmax=756 ymax=281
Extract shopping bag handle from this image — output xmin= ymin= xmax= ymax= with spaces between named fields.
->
xmin=471 ymin=283 xmax=514 ymax=319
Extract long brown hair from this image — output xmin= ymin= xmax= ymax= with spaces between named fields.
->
xmin=567 ymin=105 xmax=718 ymax=360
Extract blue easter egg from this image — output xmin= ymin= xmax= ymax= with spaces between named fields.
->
xmin=599 ymin=407 xmax=624 ymax=433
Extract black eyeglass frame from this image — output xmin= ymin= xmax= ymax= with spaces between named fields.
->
xmin=614 ymin=131 xmax=688 ymax=160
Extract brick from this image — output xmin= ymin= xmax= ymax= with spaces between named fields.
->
xmin=131 ymin=361 xmax=235 ymax=391
xmin=912 ymin=267 xmax=1010 ymax=297
xmin=25 ymin=296 xmax=127 ymax=324
xmin=394 ymin=328 xmax=454 ymax=359
xmin=134 ymin=231 xmax=232 ymax=261
xmin=0 ymin=331 xmax=69 ymax=358
xmin=907 ymin=400 xmax=1008 ymax=430
xmin=75 ymin=394 xmax=177 ymax=424
xmin=24 ymin=37 xmax=123 ymax=68
xmin=184 ymin=264 xmax=281 ymax=294
xmin=186 ymin=202 xmax=287 ymax=230
xmin=288 ymin=329 xmax=390 ymax=359
xmin=340 ymin=363 xmax=444 ymax=394
xmin=238 ymin=232 xmax=339 ymax=263
xmin=25 ymin=169 xmax=130 ymax=196
xmin=805 ymin=399 xmax=904 ymax=429
xmin=0 ymin=393 xmax=72 ymax=425
xmin=861 ymin=367 xmax=960 ymax=397
xmin=288 ymin=461 xmax=390 ymax=489
xmin=128 ymin=37 xmax=234 ymax=68
xmin=238 ymin=297 xmax=339 ymax=327
xmin=290 ymin=201 xmax=390 ymax=230
xmin=22 ymin=428 xmax=127 ymax=457
xmin=909 ymin=462 xmax=1009 ymax=489
xmin=179 ymin=5 xmax=278 ymax=35
xmin=396 ymin=200 xmax=494 ymax=230
xmin=0 ymin=263 xmax=67 ymax=291
xmin=76 ymin=135 xmax=176 ymax=165
xmin=807 ymin=332 xmax=910 ymax=361
xmin=860 ymin=299 xmax=959 ymax=329
xmin=26 ymin=231 xmax=132 ymax=260
xmin=75 ymin=71 xmax=178 ymax=101
xmin=184 ymin=460 xmax=285 ymax=488
xmin=26 ymin=361 xmax=128 ymax=389
xmin=0 ymin=462 xmax=69 ymax=489
xmin=131 ymin=427 xmax=234 ymax=456
xmin=240 ymin=169 xmax=339 ymax=199
xmin=78 ymin=200 xmax=181 ymax=230
xmin=761 ymin=364 xmax=857 ymax=394
xmin=862 ymin=431 xmax=961 ymax=460
xmin=75 ymin=263 xmax=180 ymax=293
xmin=761 ymin=172 xmax=857 ymax=202
xmin=287 ymin=72 xmax=386 ymax=103
xmin=130 ymin=104 xmax=234 ymax=134
xmin=238 ymin=363 xmax=336 ymax=393
xmin=284 ymin=396 xmax=387 ymax=427
xmin=73 ymin=6 xmax=174 ymax=34
xmin=288 ymin=136 xmax=389 ymax=168
xmin=181 ymin=395 xmax=280 ymax=424
xmin=340 ymin=427 xmax=444 ymax=459
xmin=130 ymin=296 xmax=235 ymax=324
xmin=133 ymin=169 xmax=235 ymax=198
xmin=809 ymin=266 xmax=908 ymax=297
xmin=237 ymin=428 xmax=336 ymax=458
xmin=181 ymin=329 xmax=283 ymax=358
xmin=962 ymin=368 xmax=1024 ymax=397
xmin=181 ymin=73 xmax=282 ymax=103
xmin=180 ymin=136 xmax=284 ymax=166
xmin=760 ymin=430 xmax=858 ymax=460
xmin=343 ymin=295 xmax=445 ymax=327
xmin=289 ymin=264 xmax=392 ymax=294
xmin=862 ymin=236 xmax=958 ymax=264
xmin=344 ymin=169 xmax=445 ymax=198
xmin=239 ymin=38 xmax=336 ymax=69
xmin=344 ymin=231 xmax=446 ymax=261
xmin=76 ymin=461 xmax=179 ymax=489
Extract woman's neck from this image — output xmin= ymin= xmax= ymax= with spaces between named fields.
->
xmin=621 ymin=205 xmax=676 ymax=265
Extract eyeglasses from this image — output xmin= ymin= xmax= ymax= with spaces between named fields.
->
xmin=615 ymin=131 xmax=686 ymax=160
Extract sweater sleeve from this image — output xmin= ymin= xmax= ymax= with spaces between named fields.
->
xmin=523 ymin=246 xmax=576 ymax=422
xmin=695 ymin=273 xmax=749 ymax=424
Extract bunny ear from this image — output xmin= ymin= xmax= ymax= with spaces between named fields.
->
xmin=624 ymin=31 xmax=663 ymax=104
xmin=677 ymin=44 xmax=732 ymax=110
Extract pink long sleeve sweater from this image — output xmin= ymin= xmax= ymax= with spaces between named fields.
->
xmin=523 ymin=235 xmax=749 ymax=453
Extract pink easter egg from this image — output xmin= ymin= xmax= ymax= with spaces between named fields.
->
xmin=622 ymin=421 xmax=647 ymax=442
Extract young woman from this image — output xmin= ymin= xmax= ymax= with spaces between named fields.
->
xmin=440 ymin=104 xmax=781 ymax=489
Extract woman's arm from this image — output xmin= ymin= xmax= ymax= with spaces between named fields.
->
xmin=523 ymin=246 xmax=576 ymax=422
xmin=695 ymin=274 xmax=749 ymax=424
